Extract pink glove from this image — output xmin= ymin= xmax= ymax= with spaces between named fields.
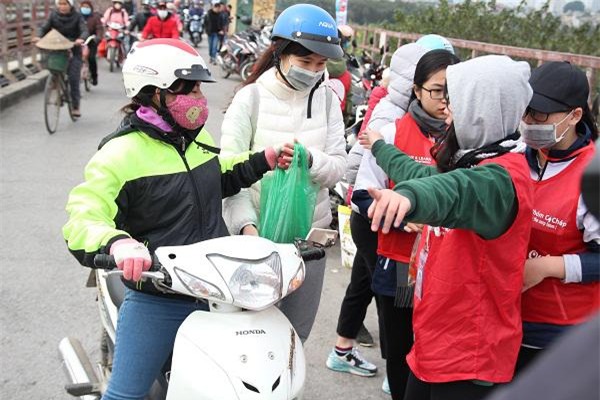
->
xmin=110 ymin=238 xmax=152 ymax=281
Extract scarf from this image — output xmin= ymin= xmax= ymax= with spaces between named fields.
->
xmin=408 ymin=100 xmax=447 ymax=139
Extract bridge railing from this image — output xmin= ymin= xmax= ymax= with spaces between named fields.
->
xmin=0 ymin=0 xmax=55 ymax=86
xmin=351 ymin=25 xmax=600 ymax=104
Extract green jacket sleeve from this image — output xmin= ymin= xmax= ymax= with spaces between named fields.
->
xmin=371 ymin=139 xmax=438 ymax=182
xmin=62 ymin=147 xmax=130 ymax=268
xmin=394 ymin=163 xmax=518 ymax=239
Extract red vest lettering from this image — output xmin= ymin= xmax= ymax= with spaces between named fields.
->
xmin=522 ymin=143 xmax=598 ymax=325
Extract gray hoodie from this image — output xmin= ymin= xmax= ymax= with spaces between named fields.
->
xmin=366 ymin=43 xmax=429 ymax=131
xmin=346 ymin=43 xmax=429 ymax=185
xmin=446 ymin=55 xmax=532 ymax=153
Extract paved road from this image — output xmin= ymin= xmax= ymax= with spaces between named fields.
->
xmin=0 ymin=41 xmax=389 ymax=399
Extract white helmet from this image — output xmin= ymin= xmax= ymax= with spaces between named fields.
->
xmin=122 ymin=39 xmax=215 ymax=98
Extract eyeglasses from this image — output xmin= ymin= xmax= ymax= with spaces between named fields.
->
xmin=420 ymin=86 xmax=445 ymax=100
xmin=523 ymin=107 xmax=551 ymax=123
xmin=168 ymin=79 xmax=199 ymax=95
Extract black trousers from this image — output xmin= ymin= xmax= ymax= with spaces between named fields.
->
xmin=335 ymin=211 xmax=386 ymax=357
xmin=404 ymin=372 xmax=499 ymax=400
xmin=380 ymin=295 xmax=413 ymax=400
xmin=87 ymin=41 xmax=98 ymax=81
xmin=67 ymin=47 xmax=82 ymax=109
xmin=515 ymin=346 xmax=543 ymax=375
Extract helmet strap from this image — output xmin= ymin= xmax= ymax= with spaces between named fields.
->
xmin=306 ymin=74 xmax=324 ymax=119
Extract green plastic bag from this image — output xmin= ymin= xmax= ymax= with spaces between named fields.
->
xmin=259 ymin=143 xmax=318 ymax=243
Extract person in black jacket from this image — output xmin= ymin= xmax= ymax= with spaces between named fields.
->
xmin=128 ymin=0 xmax=153 ymax=45
xmin=79 ymin=0 xmax=102 ymax=85
xmin=36 ymin=0 xmax=88 ymax=117
xmin=205 ymin=0 xmax=224 ymax=64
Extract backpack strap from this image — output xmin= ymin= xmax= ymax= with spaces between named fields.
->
xmin=249 ymin=83 xmax=260 ymax=150
xmin=325 ymin=85 xmax=332 ymax=121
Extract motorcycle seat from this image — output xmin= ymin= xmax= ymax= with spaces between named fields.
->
xmin=106 ymin=272 xmax=127 ymax=308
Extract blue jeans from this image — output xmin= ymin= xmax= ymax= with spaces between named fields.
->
xmin=208 ymin=32 xmax=220 ymax=60
xmin=102 ymin=289 xmax=208 ymax=400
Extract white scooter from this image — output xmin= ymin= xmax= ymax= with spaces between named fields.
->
xmin=59 ymin=236 xmax=325 ymax=399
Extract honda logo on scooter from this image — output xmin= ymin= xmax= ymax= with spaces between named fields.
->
xmin=236 ymin=329 xmax=267 ymax=336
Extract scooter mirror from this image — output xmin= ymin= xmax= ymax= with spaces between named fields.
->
xmin=369 ymin=36 xmax=374 ymax=45
xmin=379 ymin=46 xmax=384 ymax=55
xmin=351 ymin=39 xmax=357 ymax=48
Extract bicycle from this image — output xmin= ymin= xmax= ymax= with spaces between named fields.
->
xmin=80 ymin=35 xmax=96 ymax=92
xmin=43 ymin=50 xmax=76 ymax=134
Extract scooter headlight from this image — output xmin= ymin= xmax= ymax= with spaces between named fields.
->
xmin=287 ymin=262 xmax=305 ymax=294
xmin=208 ymin=253 xmax=282 ymax=310
xmin=174 ymin=267 xmax=226 ymax=301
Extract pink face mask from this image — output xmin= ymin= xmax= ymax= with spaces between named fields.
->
xmin=167 ymin=95 xmax=209 ymax=130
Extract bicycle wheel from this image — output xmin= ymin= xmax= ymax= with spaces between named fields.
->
xmin=44 ymin=74 xmax=61 ymax=134
xmin=82 ymin=64 xmax=90 ymax=92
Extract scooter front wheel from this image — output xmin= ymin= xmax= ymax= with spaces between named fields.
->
xmin=108 ymin=47 xmax=116 ymax=72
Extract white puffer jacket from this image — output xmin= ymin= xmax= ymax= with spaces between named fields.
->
xmin=220 ymin=67 xmax=347 ymax=236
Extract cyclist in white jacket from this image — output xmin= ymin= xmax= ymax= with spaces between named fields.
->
xmin=220 ymin=4 xmax=347 ymax=342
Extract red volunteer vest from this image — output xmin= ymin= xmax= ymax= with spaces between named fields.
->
xmin=521 ymin=142 xmax=598 ymax=325
xmin=406 ymin=153 xmax=533 ymax=383
xmin=377 ymin=114 xmax=436 ymax=263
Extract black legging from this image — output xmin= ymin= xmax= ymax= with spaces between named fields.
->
xmin=87 ymin=41 xmax=98 ymax=81
xmin=380 ymin=295 xmax=413 ymax=400
xmin=67 ymin=46 xmax=82 ymax=109
xmin=404 ymin=372 xmax=500 ymax=400
xmin=335 ymin=211 xmax=386 ymax=357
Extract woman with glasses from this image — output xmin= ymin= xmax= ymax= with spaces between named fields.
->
xmin=63 ymin=39 xmax=290 ymax=399
xmin=361 ymin=55 xmax=534 ymax=400
xmin=517 ymin=61 xmax=599 ymax=373
xmin=341 ymin=49 xmax=459 ymax=400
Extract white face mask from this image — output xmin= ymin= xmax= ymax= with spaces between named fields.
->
xmin=519 ymin=111 xmax=573 ymax=150
xmin=157 ymin=9 xmax=168 ymax=19
xmin=281 ymin=59 xmax=324 ymax=91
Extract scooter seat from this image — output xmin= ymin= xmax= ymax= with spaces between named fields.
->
xmin=106 ymin=273 xmax=127 ymax=308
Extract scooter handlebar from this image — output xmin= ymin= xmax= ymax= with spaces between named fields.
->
xmin=300 ymin=248 xmax=326 ymax=262
xmin=92 ymin=254 xmax=161 ymax=271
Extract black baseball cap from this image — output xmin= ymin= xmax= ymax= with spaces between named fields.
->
xmin=529 ymin=61 xmax=589 ymax=113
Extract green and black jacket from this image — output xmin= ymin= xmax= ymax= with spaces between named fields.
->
xmin=63 ymin=114 xmax=271 ymax=294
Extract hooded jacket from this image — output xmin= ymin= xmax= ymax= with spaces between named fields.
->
xmin=63 ymin=113 xmax=272 ymax=296
xmin=346 ymin=43 xmax=428 ymax=187
xmin=142 ymin=14 xmax=180 ymax=39
xmin=371 ymin=55 xmax=534 ymax=382
xmin=220 ymin=67 xmax=347 ymax=236
xmin=366 ymin=43 xmax=428 ymax=131
xmin=39 ymin=9 xmax=88 ymax=42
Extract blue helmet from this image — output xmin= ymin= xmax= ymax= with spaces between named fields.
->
xmin=416 ymin=34 xmax=455 ymax=54
xmin=272 ymin=4 xmax=343 ymax=59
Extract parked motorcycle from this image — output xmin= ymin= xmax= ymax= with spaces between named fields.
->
xmin=105 ymin=22 xmax=127 ymax=72
xmin=59 ymin=235 xmax=325 ymax=399
xmin=217 ymin=26 xmax=271 ymax=81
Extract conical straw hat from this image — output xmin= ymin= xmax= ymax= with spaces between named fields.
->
xmin=35 ymin=29 xmax=74 ymax=51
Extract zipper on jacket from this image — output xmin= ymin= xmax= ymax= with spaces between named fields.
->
xmin=173 ymin=136 xmax=206 ymax=238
